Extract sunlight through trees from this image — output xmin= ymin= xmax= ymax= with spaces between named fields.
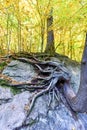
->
xmin=0 ymin=0 xmax=87 ymax=61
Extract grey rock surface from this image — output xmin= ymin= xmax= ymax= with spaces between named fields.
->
xmin=0 ymin=86 xmax=13 ymax=105
xmin=0 ymin=59 xmax=87 ymax=130
xmin=0 ymin=91 xmax=31 ymax=130
xmin=2 ymin=60 xmax=37 ymax=82
xmin=0 ymin=86 xmax=13 ymax=100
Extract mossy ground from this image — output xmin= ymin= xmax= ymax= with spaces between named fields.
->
xmin=0 ymin=62 xmax=7 ymax=72
xmin=0 ymin=79 xmax=21 ymax=95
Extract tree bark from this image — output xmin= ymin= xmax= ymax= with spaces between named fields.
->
xmin=63 ymin=33 xmax=87 ymax=112
xmin=45 ymin=9 xmax=55 ymax=55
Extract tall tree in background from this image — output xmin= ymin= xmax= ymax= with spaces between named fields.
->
xmin=17 ymin=0 xmax=21 ymax=52
xmin=45 ymin=8 xmax=55 ymax=55
xmin=0 ymin=0 xmax=87 ymax=60
xmin=63 ymin=33 xmax=87 ymax=112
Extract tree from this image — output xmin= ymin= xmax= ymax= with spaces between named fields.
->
xmin=45 ymin=8 xmax=55 ymax=55
xmin=63 ymin=33 xmax=87 ymax=112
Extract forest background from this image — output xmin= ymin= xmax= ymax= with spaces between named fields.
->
xmin=0 ymin=0 xmax=87 ymax=62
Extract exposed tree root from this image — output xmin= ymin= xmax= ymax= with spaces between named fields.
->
xmin=1 ymin=54 xmax=77 ymax=127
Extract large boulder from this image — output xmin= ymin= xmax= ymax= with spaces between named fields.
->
xmin=0 ymin=58 xmax=87 ymax=130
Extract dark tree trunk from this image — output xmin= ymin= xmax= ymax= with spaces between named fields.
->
xmin=45 ymin=9 xmax=55 ymax=55
xmin=63 ymin=33 xmax=87 ymax=113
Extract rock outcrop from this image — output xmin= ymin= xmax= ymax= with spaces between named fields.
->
xmin=0 ymin=58 xmax=87 ymax=130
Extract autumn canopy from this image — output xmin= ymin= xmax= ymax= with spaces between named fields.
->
xmin=0 ymin=0 xmax=87 ymax=61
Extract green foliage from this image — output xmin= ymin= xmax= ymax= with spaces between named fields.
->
xmin=0 ymin=0 xmax=87 ymax=61
xmin=0 ymin=79 xmax=21 ymax=95
xmin=10 ymin=87 xmax=21 ymax=95
xmin=0 ymin=62 xmax=7 ymax=71
xmin=0 ymin=79 xmax=9 ymax=86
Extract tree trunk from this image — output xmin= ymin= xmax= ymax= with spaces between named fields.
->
xmin=63 ymin=33 xmax=87 ymax=113
xmin=18 ymin=20 xmax=21 ymax=52
xmin=41 ymin=21 xmax=45 ymax=53
xmin=7 ymin=13 xmax=10 ymax=55
xmin=45 ymin=9 xmax=55 ymax=55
